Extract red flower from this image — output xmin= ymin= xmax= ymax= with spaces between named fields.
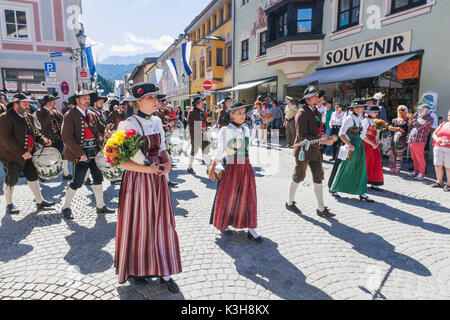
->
xmin=126 ymin=129 xmax=136 ymax=138
xmin=137 ymin=88 xmax=144 ymax=95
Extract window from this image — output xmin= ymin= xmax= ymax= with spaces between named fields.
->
xmin=226 ymin=44 xmax=232 ymax=66
xmin=241 ymin=39 xmax=249 ymax=62
xmin=207 ymin=20 xmax=210 ymax=34
xmin=220 ymin=8 xmax=224 ymax=24
xmin=202 ymin=24 xmax=205 ymax=38
xmin=275 ymin=12 xmax=288 ymax=39
xmin=213 ymin=15 xmax=216 ymax=29
xmin=297 ymin=8 xmax=312 ymax=33
xmin=206 ymin=49 xmax=212 ymax=68
xmin=192 ymin=61 xmax=197 ymax=80
xmin=242 ymin=0 xmax=250 ymax=5
xmin=227 ymin=2 xmax=232 ymax=20
xmin=338 ymin=0 xmax=360 ymax=30
xmin=259 ymin=31 xmax=267 ymax=56
xmin=200 ymin=57 xmax=205 ymax=77
xmin=216 ymin=48 xmax=223 ymax=66
xmin=391 ymin=0 xmax=427 ymax=14
xmin=4 ymin=9 xmax=29 ymax=40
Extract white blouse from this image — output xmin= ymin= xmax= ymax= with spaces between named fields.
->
xmin=360 ymin=118 xmax=375 ymax=140
xmin=117 ymin=115 xmax=167 ymax=153
xmin=339 ymin=113 xmax=363 ymax=137
xmin=330 ymin=112 xmax=344 ymax=127
xmin=213 ymin=124 xmax=250 ymax=161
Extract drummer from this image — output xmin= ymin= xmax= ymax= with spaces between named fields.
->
xmin=0 ymin=93 xmax=56 ymax=215
xmin=60 ymin=89 xmax=114 ymax=220
xmin=36 ymin=94 xmax=72 ymax=180
xmin=90 ymin=92 xmax=108 ymax=126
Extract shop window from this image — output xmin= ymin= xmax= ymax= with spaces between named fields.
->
xmin=241 ymin=39 xmax=249 ymax=62
xmin=200 ymin=57 xmax=205 ymax=78
xmin=259 ymin=31 xmax=267 ymax=56
xmin=216 ymin=48 xmax=223 ymax=66
xmin=391 ymin=0 xmax=427 ymax=13
xmin=297 ymin=8 xmax=313 ymax=33
xmin=338 ymin=0 xmax=360 ymax=31
xmin=206 ymin=49 xmax=212 ymax=68
xmin=226 ymin=44 xmax=232 ymax=67
xmin=4 ymin=9 xmax=29 ymax=40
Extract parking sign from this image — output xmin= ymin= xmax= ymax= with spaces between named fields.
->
xmin=44 ymin=62 xmax=56 ymax=73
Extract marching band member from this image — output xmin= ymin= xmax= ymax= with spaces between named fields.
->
xmin=90 ymin=93 xmax=108 ymax=126
xmin=60 ymin=90 xmax=114 ymax=220
xmin=106 ymin=99 xmax=125 ymax=131
xmin=285 ymin=86 xmax=335 ymax=218
xmin=0 ymin=93 xmax=56 ymax=214
xmin=36 ymin=95 xmax=72 ymax=180
xmin=284 ymin=96 xmax=298 ymax=148
xmin=330 ymin=100 xmax=374 ymax=202
xmin=361 ymin=106 xmax=384 ymax=191
xmin=218 ymin=96 xmax=232 ymax=129
xmin=209 ymin=102 xmax=262 ymax=242
xmin=114 ymin=82 xmax=182 ymax=293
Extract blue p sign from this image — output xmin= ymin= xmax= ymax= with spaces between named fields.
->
xmin=45 ymin=62 xmax=56 ymax=73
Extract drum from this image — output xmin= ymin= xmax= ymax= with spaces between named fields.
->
xmin=95 ymin=151 xmax=124 ymax=182
xmin=167 ymin=132 xmax=183 ymax=156
xmin=32 ymin=147 xmax=63 ymax=180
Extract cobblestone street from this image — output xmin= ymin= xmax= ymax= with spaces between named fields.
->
xmin=0 ymin=142 xmax=449 ymax=300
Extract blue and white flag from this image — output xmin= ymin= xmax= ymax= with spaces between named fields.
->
xmin=166 ymin=58 xmax=179 ymax=86
xmin=182 ymin=42 xmax=192 ymax=76
xmin=85 ymin=46 xmax=96 ymax=77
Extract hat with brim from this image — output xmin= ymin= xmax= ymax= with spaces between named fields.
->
xmin=285 ymin=96 xmax=295 ymax=101
xmin=7 ymin=93 xmax=35 ymax=109
xmin=364 ymin=105 xmax=381 ymax=113
xmin=40 ymin=95 xmax=61 ymax=106
xmin=226 ymin=102 xmax=252 ymax=114
xmin=418 ymin=103 xmax=431 ymax=111
xmin=348 ymin=99 xmax=368 ymax=109
xmin=127 ymin=82 xmax=166 ymax=102
xmin=90 ymin=92 xmax=108 ymax=103
xmin=299 ymin=85 xmax=320 ymax=104
xmin=192 ymin=95 xmax=207 ymax=106
xmin=69 ymin=89 xmax=95 ymax=102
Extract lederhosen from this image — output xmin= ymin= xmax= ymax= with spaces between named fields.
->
xmin=69 ymin=110 xmax=103 ymax=190
xmin=189 ymin=108 xmax=211 ymax=157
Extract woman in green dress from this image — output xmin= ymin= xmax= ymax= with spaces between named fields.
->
xmin=330 ymin=100 xmax=374 ymax=202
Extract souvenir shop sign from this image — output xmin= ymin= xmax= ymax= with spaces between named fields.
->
xmin=324 ymin=31 xmax=412 ymax=68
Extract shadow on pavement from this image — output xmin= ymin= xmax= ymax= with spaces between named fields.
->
xmin=295 ymin=213 xmax=431 ymax=277
xmin=63 ymin=214 xmax=116 ymax=275
xmin=216 ymin=233 xmax=332 ymax=300
xmin=116 ymin=280 xmax=186 ymax=300
xmin=0 ymin=212 xmax=61 ymax=263
xmin=170 ymin=189 xmax=198 ymax=218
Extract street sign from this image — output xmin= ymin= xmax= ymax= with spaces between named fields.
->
xmin=60 ymin=81 xmax=70 ymax=95
xmin=77 ymin=67 xmax=90 ymax=83
xmin=44 ymin=62 xmax=56 ymax=73
xmin=45 ymin=71 xmax=56 ymax=78
xmin=41 ymin=81 xmax=59 ymax=88
xmin=203 ymin=80 xmax=213 ymax=91
xmin=50 ymin=52 xmax=63 ymax=58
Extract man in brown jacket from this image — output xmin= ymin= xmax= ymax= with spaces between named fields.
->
xmin=36 ymin=95 xmax=72 ymax=180
xmin=0 ymin=93 xmax=55 ymax=214
xmin=285 ymin=85 xmax=335 ymax=218
xmin=60 ymin=89 xmax=114 ymax=220
xmin=218 ymin=96 xmax=232 ymax=128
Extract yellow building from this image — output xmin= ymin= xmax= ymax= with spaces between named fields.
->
xmin=185 ymin=0 xmax=233 ymax=107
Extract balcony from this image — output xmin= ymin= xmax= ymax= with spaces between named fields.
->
xmin=265 ymin=0 xmax=324 ymax=79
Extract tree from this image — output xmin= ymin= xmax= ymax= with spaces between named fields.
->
xmin=96 ymin=74 xmax=114 ymax=95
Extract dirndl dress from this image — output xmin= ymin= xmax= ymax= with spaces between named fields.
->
xmin=363 ymin=121 xmax=384 ymax=186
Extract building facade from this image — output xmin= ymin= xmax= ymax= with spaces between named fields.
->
xmin=0 ymin=0 xmax=85 ymax=101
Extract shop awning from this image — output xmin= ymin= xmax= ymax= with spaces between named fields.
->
xmin=289 ymin=53 xmax=417 ymax=87
xmin=217 ymin=77 xmax=276 ymax=92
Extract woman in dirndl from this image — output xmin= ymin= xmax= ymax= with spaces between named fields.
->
xmin=330 ymin=100 xmax=374 ymax=202
xmin=114 ymin=82 xmax=182 ymax=293
xmin=209 ymin=102 xmax=262 ymax=243
xmin=361 ymin=106 xmax=384 ymax=191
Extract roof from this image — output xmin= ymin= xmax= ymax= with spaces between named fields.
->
xmin=184 ymin=0 xmax=220 ymax=32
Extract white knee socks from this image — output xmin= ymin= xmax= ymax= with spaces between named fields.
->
xmin=288 ymin=182 xmax=300 ymax=206
xmin=27 ymin=181 xmax=43 ymax=204
xmin=93 ymin=184 xmax=104 ymax=209
xmin=314 ymin=183 xmax=325 ymax=212
xmin=4 ymin=184 xmax=13 ymax=205
xmin=63 ymin=186 xmax=77 ymax=210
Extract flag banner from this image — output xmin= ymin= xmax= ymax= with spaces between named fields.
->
xmin=85 ymin=46 xmax=96 ymax=77
xmin=155 ymin=68 xmax=163 ymax=86
xmin=166 ymin=59 xmax=179 ymax=86
xmin=182 ymin=42 xmax=192 ymax=76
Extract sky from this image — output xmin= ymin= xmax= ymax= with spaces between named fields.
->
xmin=80 ymin=0 xmax=212 ymax=62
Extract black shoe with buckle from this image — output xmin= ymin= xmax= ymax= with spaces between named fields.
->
xmin=36 ymin=199 xmax=56 ymax=211
xmin=360 ymin=195 xmax=375 ymax=203
xmin=62 ymin=208 xmax=74 ymax=220
xmin=6 ymin=204 xmax=20 ymax=215
xmin=317 ymin=207 xmax=336 ymax=218
xmin=247 ymin=232 xmax=263 ymax=243
xmin=97 ymin=206 xmax=115 ymax=214
xmin=330 ymin=191 xmax=341 ymax=198
xmin=63 ymin=175 xmax=73 ymax=181
xmin=285 ymin=202 xmax=302 ymax=214
xmin=130 ymin=276 xmax=148 ymax=285
xmin=187 ymin=168 xmax=196 ymax=175
xmin=370 ymin=185 xmax=384 ymax=192
xmin=160 ymin=278 xmax=180 ymax=294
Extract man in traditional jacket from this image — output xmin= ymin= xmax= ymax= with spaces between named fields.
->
xmin=218 ymin=96 xmax=232 ymax=128
xmin=0 ymin=93 xmax=56 ymax=214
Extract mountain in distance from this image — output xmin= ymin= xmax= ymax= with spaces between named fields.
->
xmin=96 ymin=64 xmax=137 ymax=82
xmin=100 ymin=52 xmax=162 ymax=65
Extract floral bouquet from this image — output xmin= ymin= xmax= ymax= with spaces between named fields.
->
xmin=374 ymin=119 xmax=388 ymax=142
xmin=104 ymin=129 xmax=151 ymax=168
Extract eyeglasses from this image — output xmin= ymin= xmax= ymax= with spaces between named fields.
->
xmin=398 ymin=110 xmax=407 ymax=112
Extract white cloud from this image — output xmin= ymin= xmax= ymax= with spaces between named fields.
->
xmin=125 ymin=33 xmax=175 ymax=52
xmin=123 ymin=0 xmax=153 ymax=12
xmin=110 ymin=44 xmax=144 ymax=53
xmin=86 ymin=37 xmax=105 ymax=48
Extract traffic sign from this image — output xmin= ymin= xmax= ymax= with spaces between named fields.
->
xmin=203 ymin=80 xmax=213 ymax=91
xmin=41 ymin=81 xmax=59 ymax=88
xmin=45 ymin=71 xmax=56 ymax=78
xmin=50 ymin=52 xmax=62 ymax=58
xmin=60 ymin=81 xmax=70 ymax=95
xmin=44 ymin=62 xmax=56 ymax=73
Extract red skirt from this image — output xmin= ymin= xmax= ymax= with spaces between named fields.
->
xmin=364 ymin=142 xmax=384 ymax=186
xmin=210 ymin=159 xmax=258 ymax=231
xmin=115 ymin=170 xmax=182 ymax=283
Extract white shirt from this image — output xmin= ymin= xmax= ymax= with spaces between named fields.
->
xmin=213 ymin=124 xmax=250 ymax=161
xmin=360 ymin=118 xmax=375 ymax=140
xmin=317 ymin=105 xmax=327 ymax=123
xmin=330 ymin=112 xmax=344 ymax=127
xmin=431 ymin=112 xmax=439 ymax=129
xmin=117 ymin=115 xmax=166 ymax=153
xmin=76 ymin=106 xmax=87 ymax=117
xmin=339 ymin=112 xmax=363 ymax=137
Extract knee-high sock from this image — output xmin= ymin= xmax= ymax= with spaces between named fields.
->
xmin=288 ymin=182 xmax=300 ymax=206
xmin=63 ymin=186 xmax=77 ymax=210
xmin=93 ymin=184 xmax=104 ymax=209
xmin=4 ymin=184 xmax=14 ymax=205
xmin=314 ymin=183 xmax=325 ymax=211
xmin=27 ymin=181 xmax=43 ymax=204
xmin=63 ymin=160 xmax=70 ymax=176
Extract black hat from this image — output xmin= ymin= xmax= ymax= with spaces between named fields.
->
xmin=364 ymin=105 xmax=381 ymax=113
xmin=109 ymin=100 xmax=120 ymax=108
xmin=319 ymin=90 xmax=326 ymax=99
xmin=299 ymin=85 xmax=320 ymax=104
xmin=192 ymin=95 xmax=207 ymax=106
xmin=90 ymin=92 xmax=107 ymax=103
xmin=40 ymin=94 xmax=61 ymax=106
xmin=348 ymin=99 xmax=368 ymax=109
xmin=7 ymin=93 xmax=34 ymax=109
xmin=220 ymin=96 xmax=232 ymax=104
xmin=226 ymin=102 xmax=252 ymax=114
xmin=128 ymin=82 xmax=166 ymax=102
xmin=69 ymin=89 xmax=94 ymax=101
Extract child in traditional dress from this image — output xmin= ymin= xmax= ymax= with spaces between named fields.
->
xmin=209 ymin=102 xmax=262 ymax=243
xmin=114 ymin=82 xmax=182 ymax=293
